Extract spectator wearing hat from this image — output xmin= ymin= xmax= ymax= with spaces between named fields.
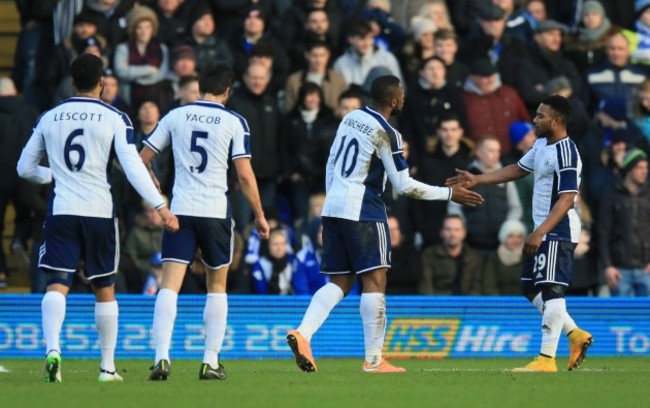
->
xmin=399 ymin=16 xmax=437 ymax=82
xmin=164 ymin=44 xmax=198 ymax=95
xmin=482 ymin=219 xmax=527 ymax=295
xmin=503 ymin=121 xmax=536 ymax=233
xmin=564 ymin=0 xmax=612 ymax=73
xmin=514 ymin=19 xmax=583 ymax=115
xmin=401 ymin=57 xmax=466 ymax=169
xmin=434 ymin=29 xmax=470 ymax=90
xmin=176 ymin=5 xmax=233 ymax=71
xmin=458 ymin=3 xmax=529 ymax=87
xmin=598 ymin=148 xmax=650 ymax=296
xmin=585 ymin=28 xmax=647 ymax=114
xmin=230 ymin=5 xmax=289 ymax=95
xmin=113 ymin=5 xmax=170 ymax=109
xmin=333 ymin=20 xmax=403 ymax=86
xmin=284 ymin=40 xmax=347 ymax=113
xmin=51 ymin=12 xmax=109 ymax=103
xmin=461 ymin=59 xmax=530 ymax=154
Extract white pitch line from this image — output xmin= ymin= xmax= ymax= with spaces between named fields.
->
xmin=421 ymin=368 xmax=632 ymax=373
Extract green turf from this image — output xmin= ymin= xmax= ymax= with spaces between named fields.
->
xmin=1 ymin=358 xmax=649 ymax=408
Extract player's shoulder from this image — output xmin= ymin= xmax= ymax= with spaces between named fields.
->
xmin=190 ymin=101 xmax=250 ymax=131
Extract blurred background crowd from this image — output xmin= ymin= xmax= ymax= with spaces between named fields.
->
xmin=1 ymin=0 xmax=649 ymax=297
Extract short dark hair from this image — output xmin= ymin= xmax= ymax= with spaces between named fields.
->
xmin=434 ymin=28 xmax=457 ymax=43
xmin=338 ymin=88 xmax=365 ymax=103
xmin=442 ymin=213 xmax=466 ymax=229
xmin=370 ymin=75 xmax=400 ymax=106
xmin=198 ymin=64 xmax=235 ymax=95
xmin=347 ymin=20 xmax=372 ymax=37
xmin=70 ymin=53 xmax=104 ymax=92
xmin=541 ymin=94 xmax=572 ymax=124
xmin=178 ymin=75 xmax=199 ymax=89
xmin=305 ymin=39 xmax=331 ymax=53
xmin=419 ymin=56 xmax=446 ymax=71
xmin=251 ymin=40 xmax=275 ymax=59
xmin=437 ymin=112 xmax=463 ymax=128
xmin=298 ymin=82 xmax=324 ymax=109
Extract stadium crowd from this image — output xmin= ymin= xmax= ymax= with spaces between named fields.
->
xmin=1 ymin=0 xmax=649 ymax=297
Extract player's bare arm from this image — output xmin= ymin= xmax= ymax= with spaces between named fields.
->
xmin=139 ymin=145 xmax=162 ymax=192
xmin=234 ymin=157 xmax=270 ymax=239
xmin=446 ymin=164 xmax=529 ymax=189
xmin=523 ymin=192 xmax=576 ymax=256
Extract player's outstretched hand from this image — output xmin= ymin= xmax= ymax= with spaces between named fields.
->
xmin=159 ymin=207 xmax=179 ymax=232
xmin=255 ymin=216 xmax=270 ymax=240
xmin=446 ymin=168 xmax=477 ymax=189
xmin=450 ymin=185 xmax=484 ymax=207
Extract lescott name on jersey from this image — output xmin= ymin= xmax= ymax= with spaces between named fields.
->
xmin=53 ymin=112 xmax=103 ymax=122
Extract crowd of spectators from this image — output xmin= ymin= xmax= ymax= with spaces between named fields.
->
xmin=1 ymin=0 xmax=649 ymax=297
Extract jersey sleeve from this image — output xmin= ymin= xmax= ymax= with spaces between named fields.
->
xmin=380 ymin=127 xmax=451 ymax=201
xmin=143 ymin=114 xmax=172 ymax=154
xmin=113 ymin=113 xmax=166 ymax=209
xmin=16 ymin=123 xmax=52 ymax=184
xmin=517 ymin=140 xmax=537 ymax=173
xmin=556 ymin=141 xmax=579 ymax=193
xmin=230 ymin=114 xmax=252 ymax=160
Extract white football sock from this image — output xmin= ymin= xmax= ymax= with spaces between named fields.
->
xmin=540 ymin=298 xmax=566 ymax=357
xmin=203 ymin=293 xmax=227 ymax=367
xmin=42 ymin=291 xmax=66 ymax=354
xmin=531 ymin=292 xmax=578 ymax=335
xmin=360 ymin=293 xmax=386 ymax=367
xmin=153 ymin=289 xmax=178 ymax=363
xmin=95 ymin=301 xmax=119 ymax=372
xmin=297 ymin=283 xmax=344 ymax=342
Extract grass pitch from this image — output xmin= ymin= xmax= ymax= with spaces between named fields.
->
xmin=1 ymin=357 xmax=648 ymax=408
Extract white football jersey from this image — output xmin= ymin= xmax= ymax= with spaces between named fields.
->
xmin=144 ymin=100 xmax=251 ymax=218
xmin=17 ymin=96 xmax=165 ymax=218
xmin=518 ymin=136 xmax=582 ymax=242
xmin=322 ymin=106 xmax=451 ymax=222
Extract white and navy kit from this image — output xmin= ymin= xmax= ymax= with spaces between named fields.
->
xmin=517 ymin=136 xmax=582 ymax=286
xmin=16 ymin=97 xmax=165 ymax=282
xmin=321 ymin=106 xmax=451 ymax=274
xmin=144 ymin=101 xmax=251 ymax=268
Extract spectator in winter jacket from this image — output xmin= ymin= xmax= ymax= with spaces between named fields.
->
xmin=598 ymin=149 xmax=650 ymax=296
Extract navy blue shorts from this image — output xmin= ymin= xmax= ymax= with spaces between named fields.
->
xmin=161 ymin=216 xmax=234 ymax=269
xmin=521 ymin=240 xmax=577 ymax=287
xmin=38 ymin=215 xmax=118 ymax=280
xmin=320 ymin=217 xmax=390 ymax=274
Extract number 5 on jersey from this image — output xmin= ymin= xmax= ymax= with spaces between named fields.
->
xmin=190 ymin=130 xmax=208 ymax=173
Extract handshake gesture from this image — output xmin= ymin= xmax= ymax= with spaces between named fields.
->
xmin=445 ymin=169 xmax=484 ymax=207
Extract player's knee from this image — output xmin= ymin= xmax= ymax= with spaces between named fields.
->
xmin=521 ymin=280 xmax=537 ymax=300
xmin=541 ymin=284 xmax=566 ymax=301
xmin=44 ymin=269 xmax=74 ymax=288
